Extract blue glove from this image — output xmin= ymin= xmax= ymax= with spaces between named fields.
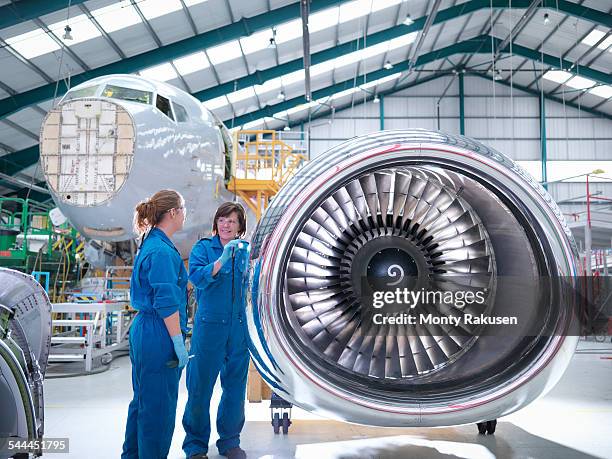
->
xmin=170 ymin=335 xmax=189 ymax=369
xmin=218 ymin=239 xmax=246 ymax=266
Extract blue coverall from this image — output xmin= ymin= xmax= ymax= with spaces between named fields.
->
xmin=182 ymin=235 xmax=250 ymax=457
xmin=122 ymin=228 xmax=188 ymax=459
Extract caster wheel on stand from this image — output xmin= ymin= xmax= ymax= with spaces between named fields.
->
xmin=281 ymin=412 xmax=291 ymax=434
xmin=272 ymin=412 xmax=281 ymax=434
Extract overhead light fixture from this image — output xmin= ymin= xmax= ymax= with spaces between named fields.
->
xmin=403 ymin=15 xmax=414 ymax=26
xmin=384 ymin=60 xmax=393 ymax=70
xmin=543 ymin=13 xmax=550 ymax=25
xmin=373 ymin=95 xmax=380 ymax=104
xmin=492 ymin=69 xmax=503 ymax=81
xmin=268 ymin=27 xmax=277 ymax=49
xmin=277 ymin=90 xmax=286 ymax=100
xmin=63 ymin=25 xmax=73 ymax=40
xmin=283 ymin=125 xmax=290 ymax=131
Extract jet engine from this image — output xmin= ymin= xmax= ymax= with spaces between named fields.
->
xmin=0 ymin=268 xmax=51 ymax=456
xmin=247 ymin=129 xmax=580 ymax=427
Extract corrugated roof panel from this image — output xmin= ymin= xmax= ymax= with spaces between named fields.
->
xmin=0 ymin=124 xmax=34 ymax=151
xmin=6 ymin=107 xmax=44 ymax=134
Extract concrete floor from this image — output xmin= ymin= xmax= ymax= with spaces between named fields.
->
xmin=42 ymin=340 xmax=612 ymax=459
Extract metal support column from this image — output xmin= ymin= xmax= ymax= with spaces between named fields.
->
xmin=459 ymin=72 xmax=465 ymax=135
xmin=379 ymin=95 xmax=385 ymax=131
xmin=539 ymin=92 xmax=548 ymax=189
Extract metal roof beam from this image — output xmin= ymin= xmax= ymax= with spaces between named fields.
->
xmin=0 ymin=145 xmax=38 ymax=175
xmin=230 ymin=37 xmax=490 ymax=126
xmin=469 ymin=71 xmax=610 ymax=120
xmin=0 ymin=0 xmax=344 ymax=120
xmin=0 ymin=0 xmax=88 ymax=30
xmin=2 ymin=0 xmax=610 ymax=122
xmin=4 ymin=30 xmax=612 ymax=178
xmin=194 ymin=33 xmax=610 ymax=105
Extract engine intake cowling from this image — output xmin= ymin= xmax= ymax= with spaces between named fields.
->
xmin=247 ymin=129 xmax=579 ymax=427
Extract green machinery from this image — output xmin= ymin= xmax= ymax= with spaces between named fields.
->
xmin=0 ymin=197 xmax=83 ymax=300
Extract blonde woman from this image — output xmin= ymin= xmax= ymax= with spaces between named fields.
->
xmin=122 ymin=189 xmax=189 ymax=459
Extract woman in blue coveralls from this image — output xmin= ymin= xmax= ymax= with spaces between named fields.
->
xmin=122 ymin=189 xmax=190 ymax=459
xmin=183 ymin=202 xmax=250 ymax=459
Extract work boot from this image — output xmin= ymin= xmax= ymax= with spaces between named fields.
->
xmin=188 ymin=454 xmax=208 ymax=459
xmin=220 ymin=447 xmax=247 ymax=459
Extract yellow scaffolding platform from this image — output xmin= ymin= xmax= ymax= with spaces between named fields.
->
xmin=227 ymin=130 xmax=307 ymax=220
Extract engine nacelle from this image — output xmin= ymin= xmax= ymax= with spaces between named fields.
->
xmin=247 ymin=129 xmax=580 ymax=427
xmin=0 ymin=268 xmax=51 ymax=455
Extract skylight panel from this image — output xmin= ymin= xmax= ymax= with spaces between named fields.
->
xmin=359 ymin=73 xmax=401 ymax=90
xmin=91 ymin=1 xmax=141 ymax=33
xmin=137 ymin=0 xmax=183 ymax=20
xmin=588 ymin=84 xmax=612 ymax=99
xmin=203 ymin=96 xmax=229 ymax=110
xmin=286 ymin=101 xmax=319 ymax=115
xmin=140 ymin=63 xmax=178 ymax=81
xmin=565 ymin=75 xmax=596 ymax=90
xmin=227 ymin=87 xmax=256 ymax=104
xmin=282 ymin=70 xmax=305 ymax=86
xmin=581 ymin=29 xmax=612 ymax=51
xmin=207 ymin=40 xmax=243 ymax=65
xmin=50 ymin=14 xmax=101 ymax=45
xmin=6 ymin=29 xmax=60 ymax=59
xmin=240 ymin=29 xmax=273 ymax=55
xmin=339 ymin=0 xmax=371 ymax=23
xmin=276 ymin=18 xmax=302 ymax=44
xmin=388 ymin=32 xmax=418 ymax=50
xmin=254 ymin=78 xmax=282 ymax=96
xmin=309 ymin=7 xmax=339 ymax=33
xmin=243 ymin=119 xmax=265 ymax=129
xmin=542 ymin=70 xmax=572 ymax=84
xmin=371 ymin=0 xmax=403 ymax=12
xmin=173 ymin=51 xmax=209 ymax=75
xmin=330 ymin=87 xmax=360 ymax=99
xmin=311 ymin=60 xmax=335 ymax=77
xmin=183 ymin=0 xmax=209 ymax=5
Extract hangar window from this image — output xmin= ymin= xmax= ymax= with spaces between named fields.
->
xmin=172 ymin=101 xmax=189 ymax=123
xmin=156 ymin=94 xmax=174 ymax=121
xmin=63 ymin=85 xmax=99 ymax=101
xmin=102 ymin=85 xmax=153 ymax=104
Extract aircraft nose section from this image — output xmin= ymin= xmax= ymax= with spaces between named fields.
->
xmin=40 ymin=98 xmax=136 ymax=207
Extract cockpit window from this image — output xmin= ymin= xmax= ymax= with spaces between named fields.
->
xmin=63 ymin=85 xmax=99 ymax=101
xmin=156 ymin=94 xmax=174 ymax=121
xmin=172 ymin=102 xmax=188 ymax=123
xmin=102 ymin=84 xmax=153 ymax=104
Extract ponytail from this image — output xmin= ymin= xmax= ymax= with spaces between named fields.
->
xmin=133 ymin=189 xmax=183 ymax=235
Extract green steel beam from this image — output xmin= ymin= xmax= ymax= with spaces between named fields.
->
xmin=0 ymin=0 xmax=89 ymax=30
xmin=207 ymin=35 xmax=608 ymax=119
xmin=539 ymin=92 xmax=548 ymax=189
xmin=1 ymin=0 xmax=610 ymax=122
xmin=471 ymin=72 xmax=611 ymax=120
xmin=459 ymin=72 xmax=465 ymax=135
xmin=542 ymin=0 xmax=612 ymax=29
xmin=231 ymin=38 xmax=489 ymax=126
xmin=0 ymin=30 xmax=612 ymax=183
xmin=508 ymin=42 xmax=611 ymax=86
xmin=284 ymin=72 xmax=452 ymax=130
xmin=229 ymin=35 xmax=612 ymax=126
xmin=0 ymin=0 xmax=343 ymax=120
xmin=0 ymin=145 xmax=38 ymax=175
